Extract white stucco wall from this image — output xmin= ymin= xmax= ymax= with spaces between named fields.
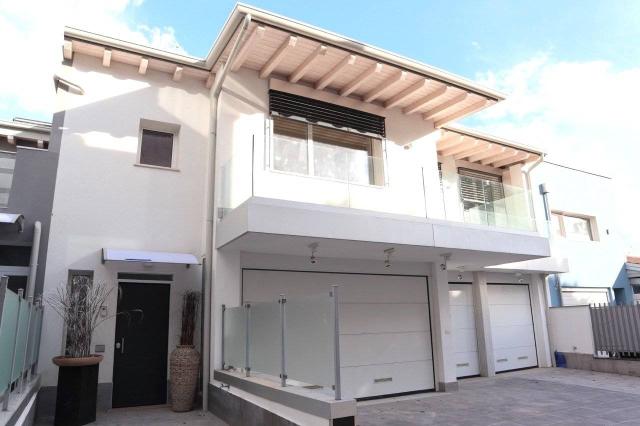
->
xmin=39 ymin=55 xmax=210 ymax=387
xmin=548 ymin=306 xmax=595 ymax=354
xmin=530 ymin=162 xmax=629 ymax=303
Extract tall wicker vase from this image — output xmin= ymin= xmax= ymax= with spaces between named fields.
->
xmin=169 ymin=345 xmax=200 ymax=412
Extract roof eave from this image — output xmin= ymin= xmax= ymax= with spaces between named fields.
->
xmin=206 ymin=3 xmax=506 ymax=102
xmin=442 ymin=123 xmax=545 ymax=156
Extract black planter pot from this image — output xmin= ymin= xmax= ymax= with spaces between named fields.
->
xmin=53 ymin=356 xmax=102 ymax=426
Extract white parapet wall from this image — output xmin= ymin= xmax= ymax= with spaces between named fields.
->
xmin=548 ymin=306 xmax=595 ymax=355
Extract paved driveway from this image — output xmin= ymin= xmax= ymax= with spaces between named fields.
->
xmin=357 ymin=368 xmax=640 ymax=426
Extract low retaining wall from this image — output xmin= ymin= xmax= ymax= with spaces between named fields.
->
xmin=563 ymin=353 xmax=640 ymax=377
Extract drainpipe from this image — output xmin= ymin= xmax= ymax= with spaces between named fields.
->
xmin=202 ymin=13 xmax=252 ymax=414
xmin=539 ymin=182 xmax=563 ymax=307
xmin=26 ymin=221 xmax=41 ymax=299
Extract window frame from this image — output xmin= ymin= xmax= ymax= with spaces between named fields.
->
xmin=136 ymin=119 xmax=180 ymax=171
xmin=551 ymin=211 xmax=597 ymax=241
xmin=268 ymin=115 xmax=387 ymax=187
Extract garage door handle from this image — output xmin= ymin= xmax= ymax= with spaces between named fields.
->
xmin=497 ymin=358 xmax=508 ymax=363
xmin=456 ymin=363 xmax=469 ymax=367
xmin=517 ymin=356 xmax=528 ymax=360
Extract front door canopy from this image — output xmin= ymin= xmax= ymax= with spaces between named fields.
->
xmin=101 ymin=248 xmax=200 ymax=265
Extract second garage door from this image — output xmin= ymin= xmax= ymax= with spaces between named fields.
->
xmin=488 ymin=284 xmax=538 ymax=372
xmin=243 ymin=270 xmax=434 ymax=399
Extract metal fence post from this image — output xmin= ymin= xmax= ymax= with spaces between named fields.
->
xmin=245 ymin=303 xmax=251 ymax=377
xmin=220 ymin=304 xmax=226 ymax=370
xmin=0 ymin=277 xmax=7 ymax=410
xmin=33 ymin=300 xmax=43 ymax=374
xmin=4 ymin=288 xmax=23 ymax=411
xmin=279 ymin=294 xmax=287 ymax=387
xmin=19 ymin=297 xmax=33 ymax=393
xmin=331 ymin=285 xmax=341 ymax=400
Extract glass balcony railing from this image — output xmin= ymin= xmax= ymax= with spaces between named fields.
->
xmin=217 ymin=138 xmax=540 ymax=234
xmin=0 ymin=152 xmax=15 ymax=208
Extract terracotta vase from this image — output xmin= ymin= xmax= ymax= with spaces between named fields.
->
xmin=169 ymin=345 xmax=200 ymax=412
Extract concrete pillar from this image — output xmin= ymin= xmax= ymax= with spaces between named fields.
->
xmin=471 ymin=272 xmax=495 ymax=377
xmin=429 ymin=261 xmax=458 ymax=391
xmin=529 ymin=273 xmax=553 ymax=367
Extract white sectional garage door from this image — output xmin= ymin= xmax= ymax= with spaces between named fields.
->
xmin=488 ymin=284 xmax=538 ymax=372
xmin=449 ymin=283 xmax=480 ymax=378
xmin=243 ymin=270 xmax=434 ymax=399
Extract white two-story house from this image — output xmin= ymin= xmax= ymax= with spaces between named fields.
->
xmin=34 ymin=4 xmax=574 ymax=425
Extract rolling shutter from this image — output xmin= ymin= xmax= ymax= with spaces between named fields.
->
xmin=458 ymin=168 xmax=505 ymax=209
xmin=269 ymin=90 xmax=386 ymax=137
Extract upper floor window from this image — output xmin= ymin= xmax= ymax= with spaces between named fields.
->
xmin=458 ymin=168 xmax=505 ymax=225
xmin=272 ymin=116 xmax=384 ymax=186
xmin=551 ymin=211 xmax=595 ymax=241
xmin=137 ymin=119 xmax=180 ymax=170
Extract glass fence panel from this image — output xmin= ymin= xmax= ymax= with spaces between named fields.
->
xmin=25 ymin=306 xmax=38 ymax=369
xmin=223 ymin=306 xmax=246 ymax=370
xmin=31 ymin=308 xmax=43 ymax=365
xmin=458 ymin=174 xmax=536 ymax=232
xmin=12 ymin=299 xmax=30 ymax=381
xmin=0 ymin=290 xmax=19 ymax=390
xmin=248 ymin=301 xmax=281 ymax=377
xmin=285 ymin=294 xmax=334 ymax=388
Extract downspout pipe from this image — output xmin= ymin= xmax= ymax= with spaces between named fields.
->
xmin=26 ymin=221 xmax=41 ymax=299
xmin=202 ymin=13 xmax=251 ymax=414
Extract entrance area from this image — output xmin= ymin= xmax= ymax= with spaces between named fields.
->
xmin=112 ymin=282 xmax=170 ymax=408
xmin=242 ymin=269 xmax=434 ymax=399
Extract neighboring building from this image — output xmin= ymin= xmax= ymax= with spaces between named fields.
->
xmin=626 ymin=257 xmax=640 ymax=302
xmin=530 ymin=161 xmax=633 ymax=306
xmin=0 ymin=118 xmax=57 ymax=300
xmin=23 ymin=3 xmax=628 ymax=425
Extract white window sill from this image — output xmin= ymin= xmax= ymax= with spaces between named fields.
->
xmin=134 ymin=163 xmax=180 ymax=172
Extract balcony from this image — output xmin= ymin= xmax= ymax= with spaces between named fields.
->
xmin=217 ymin=139 xmax=539 ymax=235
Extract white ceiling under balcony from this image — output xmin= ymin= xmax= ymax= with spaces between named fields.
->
xmin=216 ymin=20 xmax=503 ymax=127
xmin=437 ymin=124 xmax=543 ymax=169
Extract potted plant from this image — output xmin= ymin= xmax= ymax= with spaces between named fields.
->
xmin=47 ymin=277 xmax=112 ymax=426
xmin=169 ymin=291 xmax=200 ymax=412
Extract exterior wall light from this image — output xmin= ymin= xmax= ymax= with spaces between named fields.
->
xmin=384 ymin=248 xmax=395 ymax=268
xmin=308 ymin=242 xmax=319 ymax=264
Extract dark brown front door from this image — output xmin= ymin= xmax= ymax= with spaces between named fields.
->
xmin=112 ymin=282 xmax=170 ymax=408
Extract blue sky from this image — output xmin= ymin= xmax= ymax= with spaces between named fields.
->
xmin=1 ymin=0 xmax=640 ymax=251
xmin=135 ymin=1 xmax=640 ymax=76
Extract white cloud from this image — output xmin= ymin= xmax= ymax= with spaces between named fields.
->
xmin=0 ymin=0 xmax=187 ymax=121
xmin=468 ymin=54 xmax=640 ymax=253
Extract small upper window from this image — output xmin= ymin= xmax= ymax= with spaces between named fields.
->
xmin=551 ymin=211 xmax=595 ymax=241
xmin=139 ymin=129 xmax=174 ymax=168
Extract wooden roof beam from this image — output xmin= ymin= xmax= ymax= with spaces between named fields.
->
xmin=437 ymin=134 xmax=465 ymax=151
xmin=260 ymin=35 xmax=297 ymax=79
xmin=340 ymin=62 xmax=382 ymax=97
xmin=493 ymin=152 xmax=531 ymax=168
xmin=403 ymin=85 xmax=448 ymax=115
xmin=289 ymin=44 xmax=327 ymax=83
xmin=468 ymin=146 xmax=505 ymax=163
xmin=315 ymin=54 xmax=356 ymax=90
xmin=385 ymin=79 xmax=428 ymax=109
xmin=454 ymin=143 xmax=493 ymax=160
xmin=102 ymin=49 xmax=111 ymax=67
xmin=173 ymin=66 xmax=183 ymax=82
xmin=423 ymin=92 xmax=468 ymax=120
xmin=63 ymin=40 xmax=73 ymax=60
xmin=434 ymin=98 xmax=491 ymax=128
xmin=481 ymin=149 xmax=519 ymax=165
xmin=441 ymin=139 xmax=481 ymax=157
xmin=231 ymin=25 xmax=266 ymax=72
xmin=364 ymin=70 xmax=407 ymax=103
xmin=138 ymin=58 xmax=149 ymax=74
